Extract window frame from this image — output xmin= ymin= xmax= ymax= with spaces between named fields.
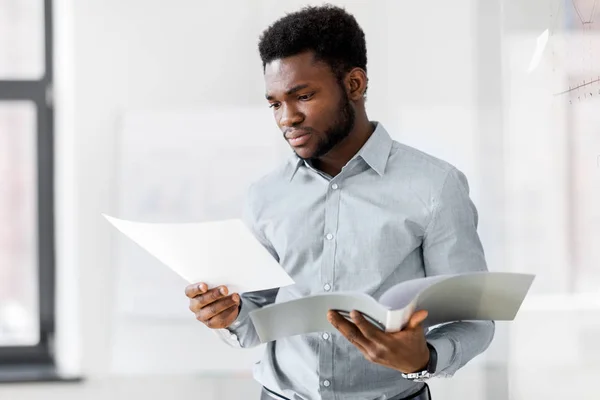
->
xmin=0 ymin=0 xmax=58 ymax=381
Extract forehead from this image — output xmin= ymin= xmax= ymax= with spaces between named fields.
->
xmin=264 ymin=52 xmax=335 ymax=93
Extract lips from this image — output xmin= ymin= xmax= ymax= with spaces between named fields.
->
xmin=288 ymin=133 xmax=311 ymax=146
xmin=285 ymin=129 xmax=311 ymax=140
xmin=285 ymin=129 xmax=312 ymax=147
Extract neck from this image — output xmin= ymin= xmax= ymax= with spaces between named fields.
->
xmin=313 ymin=113 xmax=374 ymax=177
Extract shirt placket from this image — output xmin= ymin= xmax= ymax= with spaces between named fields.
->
xmin=318 ymin=175 xmax=342 ymax=400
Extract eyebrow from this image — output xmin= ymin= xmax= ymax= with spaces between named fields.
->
xmin=265 ymin=83 xmax=310 ymax=101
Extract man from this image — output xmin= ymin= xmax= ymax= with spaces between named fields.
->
xmin=185 ymin=5 xmax=494 ymax=400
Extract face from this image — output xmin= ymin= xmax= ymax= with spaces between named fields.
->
xmin=264 ymin=52 xmax=356 ymax=160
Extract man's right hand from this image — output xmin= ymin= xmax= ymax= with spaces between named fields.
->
xmin=185 ymin=283 xmax=241 ymax=329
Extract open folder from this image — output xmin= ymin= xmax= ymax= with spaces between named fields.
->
xmin=249 ymin=272 xmax=535 ymax=343
xmin=104 ymin=214 xmax=534 ymax=345
xmin=103 ymin=214 xmax=295 ymax=294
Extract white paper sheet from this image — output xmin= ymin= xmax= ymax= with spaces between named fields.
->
xmin=103 ymin=214 xmax=295 ymax=294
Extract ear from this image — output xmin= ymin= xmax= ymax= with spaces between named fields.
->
xmin=345 ymin=68 xmax=368 ymax=101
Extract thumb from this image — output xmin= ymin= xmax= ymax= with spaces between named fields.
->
xmin=406 ymin=309 xmax=428 ymax=330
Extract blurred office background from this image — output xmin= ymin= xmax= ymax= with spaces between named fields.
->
xmin=0 ymin=0 xmax=599 ymax=398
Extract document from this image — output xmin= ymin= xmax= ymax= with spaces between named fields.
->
xmin=103 ymin=214 xmax=295 ymax=294
xmin=249 ymin=272 xmax=535 ymax=343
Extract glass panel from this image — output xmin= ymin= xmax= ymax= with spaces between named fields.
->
xmin=501 ymin=2 xmax=600 ymax=398
xmin=0 ymin=101 xmax=39 ymax=346
xmin=568 ymin=0 xmax=600 ymax=31
xmin=570 ymin=99 xmax=600 ymax=292
xmin=502 ymin=0 xmax=600 ymax=295
xmin=0 ymin=0 xmax=45 ymax=79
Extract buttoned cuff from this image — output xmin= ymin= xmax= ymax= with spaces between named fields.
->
xmin=426 ymin=334 xmax=460 ymax=376
xmin=227 ymin=299 xmax=251 ymax=332
xmin=214 ymin=328 xmax=242 ymax=347
xmin=213 ymin=301 xmax=250 ymax=348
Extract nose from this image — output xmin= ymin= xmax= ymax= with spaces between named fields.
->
xmin=278 ymin=103 xmax=304 ymax=128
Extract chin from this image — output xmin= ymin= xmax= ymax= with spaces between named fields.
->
xmin=292 ymin=147 xmax=316 ymax=160
xmin=294 ymin=148 xmax=315 ymax=160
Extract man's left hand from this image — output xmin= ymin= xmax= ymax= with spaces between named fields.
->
xmin=327 ymin=309 xmax=430 ymax=374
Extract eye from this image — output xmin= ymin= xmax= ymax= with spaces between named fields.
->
xmin=269 ymin=102 xmax=281 ymax=109
xmin=298 ymin=93 xmax=314 ymax=101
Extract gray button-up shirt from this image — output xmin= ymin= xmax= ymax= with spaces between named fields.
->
xmin=225 ymin=122 xmax=495 ymax=400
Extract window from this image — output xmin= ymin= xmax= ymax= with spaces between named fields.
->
xmin=0 ymin=0 xmax=56 ymax=380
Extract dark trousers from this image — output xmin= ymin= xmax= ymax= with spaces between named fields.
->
xmin=260 ymin=383 xmax=431 ymax=400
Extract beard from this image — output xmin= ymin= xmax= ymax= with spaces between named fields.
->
xmin=298 ymin=87 xmax=356 ymax=161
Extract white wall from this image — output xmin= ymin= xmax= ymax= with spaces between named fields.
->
xmin=68 ymin=0 xmax=268 ymax=377
xmin=51 ymin=0 xmax=498 ymax=385
xmin=53 ymin=0 xmax=81 ymax=379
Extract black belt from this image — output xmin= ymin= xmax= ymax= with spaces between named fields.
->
xmin=261 ymin=383 xmax=431 ymax=400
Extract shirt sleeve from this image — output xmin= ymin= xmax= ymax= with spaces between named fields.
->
xmin=217 ymin=183 xmax=281 ymax=349
xmin=421 ymin=167 xmax=495 ymax=377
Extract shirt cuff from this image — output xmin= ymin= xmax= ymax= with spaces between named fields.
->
xmin=214 ymin=328 xmax=242 ymax=347
xmin=426 ymin=334 xmax=460 ymax=375
xmin=213 ymin=300 xmax=247 ymax=346
xmin=226 ymin=300 xmax=250 ymax=333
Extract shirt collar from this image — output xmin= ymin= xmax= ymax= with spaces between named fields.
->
xmin=356 ymin=122 xmax=393 ymax=176
xmin=288 ymin=121 xmax=393 ymax=181
xmin=288 ymin=157 xmax=304 ymax=182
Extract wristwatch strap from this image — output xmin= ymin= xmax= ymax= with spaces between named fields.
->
xmin=401 ymin=343 xmax=437 ymax=381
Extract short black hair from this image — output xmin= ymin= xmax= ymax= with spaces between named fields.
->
xmin=258 ymin=4 xmax=367 ymax=82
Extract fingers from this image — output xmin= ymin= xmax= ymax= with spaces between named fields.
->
xmin=406 ymin=309 xmax=429 ymax=330
xmin=184 ymin=282 xmax=208 ymax=298
xmin=206 ymin=303 xmax=240 ymax=329
xmin=185 ymin=283 xmax=242 ymax=329
xmin=192 ymin=293 xmax=240 ymax=320
xmin=350 ymin=310 xmax=385 ymax=341
xmin=327 ymin=310 xmax=369 ymax=352
xmin=190 ymin=285 xmax=230 ymax=310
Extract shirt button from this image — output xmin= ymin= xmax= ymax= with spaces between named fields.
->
xmin=323 ymin=380 xmax=331 ymax=387
xmin=323 ymin=283 xmax=331 ymax=291
xmin=331 ymin=183 xmax=339 ymax=190
xmin=322 ymin=333 xmax=330 ymax=340
xmin=325 ymin=233 xmax=334 ymax=240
